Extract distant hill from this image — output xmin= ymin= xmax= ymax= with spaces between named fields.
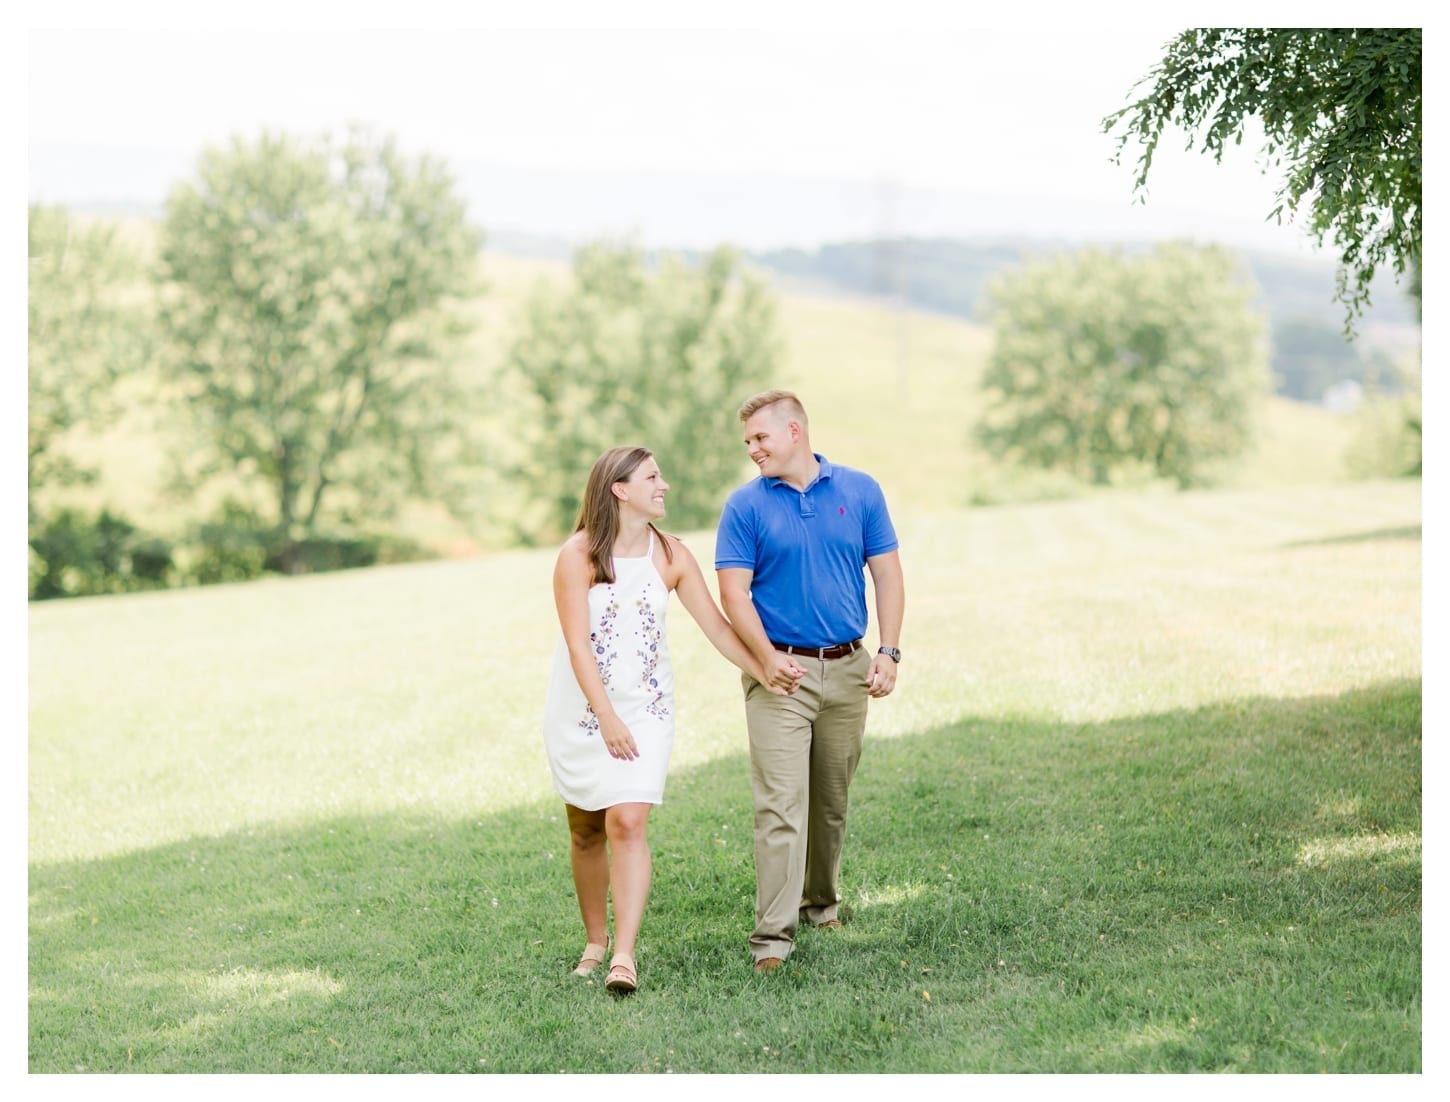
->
xmin=483 ymin=228 xmax=1421 ymax=404
xmin=43 ymin=197 xmax=1419 ymax=405
xmin=746 ymin=236 xmax=1418 ymax=325
xmin=741 ymin=236 xmax=1420 ymax=403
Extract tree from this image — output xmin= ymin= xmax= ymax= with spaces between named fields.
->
xmin=1104 ymin=28 xmax=1421 ymax=330
xmin=157 ymin=129 xmax=484 ymax=570
xmin=501 ymin=242 xmax=781 ymax=541
xmin=27 ymin=205 xmax=152 ymax=513
xmin=975 ymin=244 xmax=1270 ymax=488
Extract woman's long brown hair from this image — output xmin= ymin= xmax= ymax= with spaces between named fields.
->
xmin=575 ymin=446 xmax=675 ymax=585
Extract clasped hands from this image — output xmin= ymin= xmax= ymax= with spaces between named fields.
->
xmin=762 ymin=651 xmax=805 ymax=696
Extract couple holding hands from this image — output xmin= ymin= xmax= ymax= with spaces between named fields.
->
xmin=542 ymin=390 xmax=905 ymax=993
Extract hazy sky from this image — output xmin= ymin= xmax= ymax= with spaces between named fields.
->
xmin=28 ymin=20 xmax=1240 ymax=193
xmin=25 ymin=5 xmax=1417 ymax=255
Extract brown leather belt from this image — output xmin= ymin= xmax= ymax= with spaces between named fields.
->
xmin=772 ymin=639 xmax=862 ymax=660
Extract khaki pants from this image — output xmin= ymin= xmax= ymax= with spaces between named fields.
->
xmin=742 ymin=645 xmax=871 ymax=962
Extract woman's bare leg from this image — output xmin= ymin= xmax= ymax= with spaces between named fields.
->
xmin=604 ymin=803 xmax=652 ymax=961
xmin=565 ymin=804 xmax=610 ymax=946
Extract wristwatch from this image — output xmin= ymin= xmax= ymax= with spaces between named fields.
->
xmin=878 ymin=646 xmax=902 ymax=663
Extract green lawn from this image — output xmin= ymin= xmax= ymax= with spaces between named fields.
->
xmin=28 ymin=478 xmax=1421 ymax=1072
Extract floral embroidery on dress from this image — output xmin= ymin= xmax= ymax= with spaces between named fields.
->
xmin=579 ymin=591 xmax=621 ymax=733
xmin=634 ymin=583 xmax=671 ymax=721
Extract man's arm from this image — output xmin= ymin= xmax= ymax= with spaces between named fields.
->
xmin=865 ymin=549 xmax=904 ymax=698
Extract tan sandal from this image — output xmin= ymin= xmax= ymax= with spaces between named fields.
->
xmin=604 ymin=953 xmax=637 ymax=993
xmin=572 ymin=936 xmax=611 ymax=977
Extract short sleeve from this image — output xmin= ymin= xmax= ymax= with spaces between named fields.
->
xmin=861 ymin=478 xmax=898 ymax=558
xmin=714 ymin=493 xmax=758 ymax=570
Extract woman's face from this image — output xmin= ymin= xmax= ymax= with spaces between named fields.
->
xmin=616 ymin=457 xmax=669 ymax=519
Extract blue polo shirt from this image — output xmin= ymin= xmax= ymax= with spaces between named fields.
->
xmin=715 ymin=454 xmax=898 ymax=648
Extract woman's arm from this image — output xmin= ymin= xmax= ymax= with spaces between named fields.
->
xmin=666 ymin=538 xmax=791 ymax=694
xmin=717 ymin=564 xmax=805 ymax=694
xmin=554 ymin=538 xmax=640 ymax=760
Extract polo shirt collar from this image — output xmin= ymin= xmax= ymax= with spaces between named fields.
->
xmin=765 ymin=453 xmax=833 ymax=490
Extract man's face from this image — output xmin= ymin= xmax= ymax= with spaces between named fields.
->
xmin=742 ymin=408 xmax=795 ymax=478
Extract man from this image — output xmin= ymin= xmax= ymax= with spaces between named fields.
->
xmin=715 ymin=389 xmax=905 ymax=973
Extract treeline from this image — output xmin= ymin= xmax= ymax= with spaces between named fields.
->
xmin=747 ymin=236 xmax=1417 ymax=403
xmin=30 ymin=132 xmax=1422 ymax=602
xmin=28 ymin=130 xmax=780 ymax=600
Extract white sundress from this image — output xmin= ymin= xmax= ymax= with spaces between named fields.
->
xmin=542 ymin=529 xmax=675 ymax=810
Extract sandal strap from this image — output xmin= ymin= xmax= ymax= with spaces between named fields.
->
xmin=572 ymin=936 xmax=612 ymax=974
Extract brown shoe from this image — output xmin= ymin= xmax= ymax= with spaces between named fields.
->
xmin=816 ymin=919 xmax=843 ymax=930
xmin=753 ymin=957 xmax=784 ymax=974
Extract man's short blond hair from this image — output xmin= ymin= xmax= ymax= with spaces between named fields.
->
xmin=738 ymin=389 xmax=808 ymax=426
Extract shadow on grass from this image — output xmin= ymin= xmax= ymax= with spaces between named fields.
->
xmin=1283 ymin=524 xmax=1422 ymax=549
xmin=30 ymin=679 xmax=1421 ymax=1073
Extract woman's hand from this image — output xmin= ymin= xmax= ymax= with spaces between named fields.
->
xmin=599 ymin=712 xmax=640 ymax=761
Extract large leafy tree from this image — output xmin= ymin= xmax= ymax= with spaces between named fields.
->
xmin=975 ymin=244 xmax=1270 ymax=488
xmin=1104 ymin=28 xmax=1421 ymax=329
xmin=157 ymin=129 xmax=483 ymax=569
xmin=501 ymin=242 xmax=781 ymax=541
xmin=27 ymin=205 xmax=152 ymax=512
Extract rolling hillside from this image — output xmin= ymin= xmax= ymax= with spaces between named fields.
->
xmin=37 ymin=231 xmax=1387 ymax=561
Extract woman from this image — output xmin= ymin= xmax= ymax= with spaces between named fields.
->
xmin=542 ymin=446 xmax=784 ymax=994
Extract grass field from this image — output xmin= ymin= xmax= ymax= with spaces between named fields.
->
xmin=28 ymin=477 xmax=1421 ymax=1073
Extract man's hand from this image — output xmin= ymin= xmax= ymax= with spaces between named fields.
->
xmin=866 ymin=654 xmax=897 ymax=698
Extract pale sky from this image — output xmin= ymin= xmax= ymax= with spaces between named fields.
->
xmin=24 ymin=3 xmax=1425 ymax=255
xmin=26 ymin=21 xmax=1230 ymax=194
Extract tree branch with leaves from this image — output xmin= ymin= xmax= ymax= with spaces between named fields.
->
xmin=1104 ymin=28 xmax=1421 ymax=331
